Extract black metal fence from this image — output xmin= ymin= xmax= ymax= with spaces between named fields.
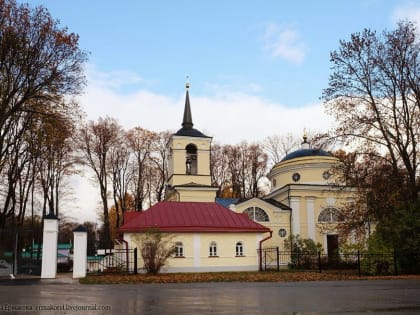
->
xmin=258 ymin=247 xmax=420 ymax=276
xmin=87 ymin=248 xmax=138 ymax=275
xmin=0 ymin=229 xmax=42 ymax=276
xmin=259 ymin=246 xmax=280 ymax=271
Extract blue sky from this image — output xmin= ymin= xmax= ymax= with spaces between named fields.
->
xmin=21 ymin=0 xmax=420 ymax=221
xmin=24 ymin=0 xmax=419 ymax=106
xmin=23 ymin=1 xmax=420 ymax=143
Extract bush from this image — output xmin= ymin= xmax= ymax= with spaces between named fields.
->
xmin=137 ymin=229 xmax=176 ymax=275
xmin=284 ymin=235 xmax=323 ymax=269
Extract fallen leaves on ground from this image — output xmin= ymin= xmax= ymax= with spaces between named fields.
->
xmin=79 ymin=271 xmax=420 ymax=284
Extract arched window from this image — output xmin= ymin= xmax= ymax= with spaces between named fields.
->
xmin=243 ymin=207 xmax=269 ymax=222
xmin=185 ymin=144 xmax=197 ymax=175
xmin=175 ymin=242 xmax=184 ymax=257
xmin=209 ymin=241 xmax=217 ymax=257
xmin=235 ymin=241 xmax=244 ymax=256
xmin=318 ymin=207 xmax=342 ymax=223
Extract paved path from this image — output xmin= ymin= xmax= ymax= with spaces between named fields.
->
xmin=0 ymin=278 xmax=419 ymax=314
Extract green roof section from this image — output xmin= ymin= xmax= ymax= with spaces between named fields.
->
xmin=31 ymin=243 xmax=72 ymax=250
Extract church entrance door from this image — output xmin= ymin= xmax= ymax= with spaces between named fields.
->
xmin=327 ymin=234 xmax=339 ymax=257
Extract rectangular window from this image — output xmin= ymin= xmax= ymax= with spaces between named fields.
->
xmin=209 ymin=242 xmax=217 ymax=257
xmin=175 ymin=242 xmax=184 ymax=257
xmin=236 ymin=242 xmax=244 ymax=256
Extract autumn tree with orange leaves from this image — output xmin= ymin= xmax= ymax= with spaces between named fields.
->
xmin=323 ymin=22 xmax=420 ymax=266
xmin=0 ymin=0 xmax=87 ymax=228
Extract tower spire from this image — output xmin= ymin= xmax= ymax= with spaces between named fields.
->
xmin=182 ymin=76 xmax=193 ymax=130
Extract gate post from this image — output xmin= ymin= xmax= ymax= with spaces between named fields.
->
xmin=41 ymin=213 xmax=59 ymax=279
xmin=73 ymin=225 xmax=87 ymax=278
xmin=318 ymin=251 xmax=322 ymax=273
xmin=134 ymin=248 xmax=138 ymax=274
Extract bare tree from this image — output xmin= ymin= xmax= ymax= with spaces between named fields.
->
xmin=77 ymin=117 xmax=123 ymax=248
xmin=0 ymin=122 xmax=35 ymax=227
xmin=108 ymin=132 xmax=130 ymax=229
xmin=0 ymin=0 xmax=86 ymax=166
xmin=323 ymin=22 xmax=420 ymax=264
xmin=36 ymin=102 xmax=79 ymax=218
xmin=322 ymin=21 xmax=419 ymax=202
xmin=0 ymin=106 xmax=41 ymax=228
xmin=212 ymin=142 xmax=268 ymax=199
xmin=210 ymin=143 xmax=230 ymax=197
xmin=149 ymin=130 xmax=171 ymax=203
xmin=263 ymin=134 xmax=300 ymax=166
xmin=245 ymin=143 xmax=268 ymax=198
xmin=224 ymin=144 xmax=243 ymax=198
xmin=126 ymin=127 xmax=155 ymax=211
xmin=0 ymin=0 xmax=86 ymax=230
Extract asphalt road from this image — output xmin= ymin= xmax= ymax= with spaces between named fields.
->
xmin=0 ymin=278 xmax=419 ymax=314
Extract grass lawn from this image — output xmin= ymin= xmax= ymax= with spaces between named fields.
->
xmin=79 ymin=271 xmax=420 ymax=284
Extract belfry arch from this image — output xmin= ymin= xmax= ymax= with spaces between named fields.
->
xmin=185 ymin=143 xmax=197 ymax=175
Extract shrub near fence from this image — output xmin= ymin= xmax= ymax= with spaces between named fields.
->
xmin=287 ymin=251 xmax=397 ymax=275
xmin=259 ymin=248 xmax=419 ymax=276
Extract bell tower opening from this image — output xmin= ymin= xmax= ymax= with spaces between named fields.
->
xmin=185 ymin=144 xmax=197 ymax=175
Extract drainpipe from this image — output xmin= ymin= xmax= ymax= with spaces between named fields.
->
xmin=288 ymin=186 xmax=292 ymax=238
xmin=259 ymin=230 xmax=273 ymax=271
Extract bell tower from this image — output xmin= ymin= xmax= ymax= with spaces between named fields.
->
xmin=165 ymin=82 xmax=218 ymax=202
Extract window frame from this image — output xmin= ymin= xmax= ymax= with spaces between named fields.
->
xmin=209 ymin=241 xmax=218 ymax=257
xmin=175 ymin=242 xmax=184 ymax=258
xmin=243 ymin=206 xmax=270 ymax=222
xmin=235 ymin=241 xmax=244 ymax=257
xmin=318 ymin=207 xmax=342 ymax=223
xmin=278 ymin=228 xmax=287 ymax=238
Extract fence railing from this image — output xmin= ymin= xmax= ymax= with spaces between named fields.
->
xmin=258 ymin=247 xmax=419 ymax=275
xmin=87 ymin=248 xmax=138 ymax=275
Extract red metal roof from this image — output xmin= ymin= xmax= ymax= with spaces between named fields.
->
xmin=119 ymin=201 xmax=270 ymax=233
xmin=124 ymin=211 xmax=138 ymax=224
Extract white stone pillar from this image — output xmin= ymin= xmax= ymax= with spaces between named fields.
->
xmin=73 ymin=226 xmax=87 ymax=279
xmin=290 ymin=197 xmax=301 ymax=236
xmin=41 ymin=214 xmax=59 ymax=279
xmin=193 ymin=233 xmax=200 ymax=268
xmin=306 ymin=197 xmax=316 ymax=240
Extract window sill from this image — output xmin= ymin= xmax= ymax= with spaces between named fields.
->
xmin=235 ymin=255 xmax=245 ymax=257
xmin=208 ymin=256 xmax=219 ymax=258
xmin=174 ymin=256 xmax=185 ymax=258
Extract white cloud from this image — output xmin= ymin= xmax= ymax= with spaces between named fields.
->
xmin=263 ymin=23 xmax=307 ymax=64
xmin=392 ymin=3 xmax=420 ymax=29
xmin=64 ymin=172 xmax=101 ymax=223
xmin=78 ymin=68 xmax=331 ymax=144
xmin=203 ymin=75 xmax=263 ymax=95
xmin=85 ymin=64 xmax=145 ymax=90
